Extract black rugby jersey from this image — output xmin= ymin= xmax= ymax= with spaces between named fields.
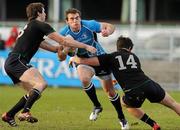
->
xmin=97 ymin=49 xmax=149 ymax=89
xmin=12 ymin=20 xmax=55 ymax=63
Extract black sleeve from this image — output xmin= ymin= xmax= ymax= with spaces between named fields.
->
xmin=97 ymin=54 xmax=111 ymax=68
xmin=38 ymin=21 xmax=55 ymax=36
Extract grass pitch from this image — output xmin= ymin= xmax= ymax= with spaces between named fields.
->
xmin=0 ymin=85 xmax=180 ymax=130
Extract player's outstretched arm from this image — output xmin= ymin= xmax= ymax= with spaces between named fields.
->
xmin=69 ymin=56 xmax=100 ymax=66
xmin=47 ymin=32 xmax=96 ymax=53
xmin=40 ymin=40 xmax=59 ymax=53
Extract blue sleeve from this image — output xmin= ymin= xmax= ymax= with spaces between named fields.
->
xmin=82 ymin=20 xmax=101 ymax=33
xmin=59 ymin=26 xmax=68 ymax=36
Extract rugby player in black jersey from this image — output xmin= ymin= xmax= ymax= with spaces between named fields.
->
xmin=1 ymin=2 xmax=96 ymax=127
xmin=69 ymin=36 xmax=180 ymax=130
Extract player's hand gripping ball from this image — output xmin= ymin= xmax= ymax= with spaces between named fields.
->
xmin=57 ymin=46 xmax=66 ymax=61
xmin=68 ymin=47 xmax=76 ymax=57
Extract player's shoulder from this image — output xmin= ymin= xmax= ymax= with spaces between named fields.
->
xmin=82 ymin=20 xmax=99 ymax=26
xmin=111 ymin=51 xmax=121 ymax=56
xmin=30 ymin=19 xmax=43 ymax=25
xmin=59 ymin=25 xmax=69 ymax=35
xmin=110 ymin=51 xmax=129 ymax=58
xmin=82 ymin=20 xmax=101 ymax=32
xmin=60 ymin=25 xmax=69 ymax=30
xmin=129 ymin=51 xmax=138 ymax=57
xmin=29 ymin=20 xmax=49 ymax=28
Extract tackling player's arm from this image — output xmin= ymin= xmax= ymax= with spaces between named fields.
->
xmin=47 ymin=32 xmax=96 ymax=53
xmin=40 ymin=38 xmax=70 ymax=61
xmin=100 ymin=22 xmax=115 ymax=37
xmin=70 ymin=56 xmax=100 ymax=66
xmin=57 ymin=35 xmax=76 ymax=61
xmin=40 ymin=40 xmax=59 ymax=53
xmin=40 ymin=40 xmax=71 ymax=61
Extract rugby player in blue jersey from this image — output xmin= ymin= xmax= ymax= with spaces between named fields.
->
xmin=58 ymin=8 xmax=129 ymax=129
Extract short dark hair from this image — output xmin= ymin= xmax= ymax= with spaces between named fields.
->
xmin=26 ymin=2 xmax=44 ymax=21
xmin=65 ymin=8 xmax=81 ymax=20
xmin=116 ymin=36 xmax=134 ymax=51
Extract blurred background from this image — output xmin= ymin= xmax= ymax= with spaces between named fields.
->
xmin=0 ymin=0 xmax=180 ymax=90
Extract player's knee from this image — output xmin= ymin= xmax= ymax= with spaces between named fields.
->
xmin=122 ymin=102 xmax=128 ymax=108
xmin=107 ymin=91 xmax=116 ymax=97
xmin=35 ymin=81 xmax=47 ymax=91
xmin=120 ymin=96 xmax=128 ymax=107
xmin=41 ymin=81 xmax=47 ymax=90
xmin=103 ymin=87 xmax=116 ymax=97
xmin=81 ymin=77 xmax=91 ymax=86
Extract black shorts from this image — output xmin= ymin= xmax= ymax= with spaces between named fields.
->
xmin=122 ymin=80 xmax=166 ymax=108
xmin=92 ymin=65 xmax=111 ymax=76
xmin=4 ymin=53 xmax=32 ymax=84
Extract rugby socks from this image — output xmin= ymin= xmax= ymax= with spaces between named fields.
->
xmin=22 ymin=88 xmax=41 ymax=113
xmin=84 ymin=82 xmax=101 ymax=107
xmin=7 ymin=95 xmax=28 ymax=117
xmin=140 ymin=113 xmax=156 ymax=127
xmin=109 ymin=93 xmax=125 ymax=120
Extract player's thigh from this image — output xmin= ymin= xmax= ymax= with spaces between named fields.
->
xmin=122 ymin=89 xmax=146 ymax=108
xmin=160 ymin=92 xmax=177 ymax=108
xmin=145 ymin=81 xmax=165 ymax=103
xmin=77 ymin=64 xmax=95 ymax=81
xmin=19 ymin=67 xmax=46 ymax=87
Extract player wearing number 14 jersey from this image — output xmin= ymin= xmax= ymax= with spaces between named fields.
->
xmin=70 ymin=36 xmax=180 ymax=130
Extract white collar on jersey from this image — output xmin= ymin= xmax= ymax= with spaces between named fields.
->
xmin=121 ymin=48 xmax=131 ymax=52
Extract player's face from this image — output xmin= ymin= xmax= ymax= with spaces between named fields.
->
xmin=39 ymin=8 xmax=46 ymax=22
xmin=66 ymin=13 xmax=81 ymax=32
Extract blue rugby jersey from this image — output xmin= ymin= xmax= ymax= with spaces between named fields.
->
xmin=60 ymin=20 xmax=106 ymax=58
